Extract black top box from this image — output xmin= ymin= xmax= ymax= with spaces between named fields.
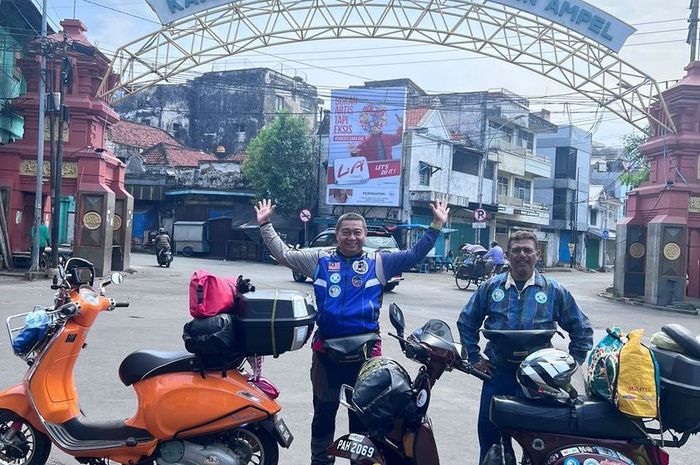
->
xmin=235 ymin=290 xmax=317 ymax=357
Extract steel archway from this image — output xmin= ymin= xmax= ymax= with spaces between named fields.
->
xmin=98 ymin=0 xmax=676 ymax=134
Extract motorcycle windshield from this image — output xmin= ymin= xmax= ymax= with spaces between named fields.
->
xmin=411 ymin=320 xmax=458 ymax=354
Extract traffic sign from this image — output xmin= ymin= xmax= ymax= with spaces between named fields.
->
xmin=472 ymin=222 xmax=487 ymax=229
xmin=473 ymin=208 xmax=488 ymax=222
xmin=299 ymin=209 xmax=312 ymax=223
xmin=602 ymin=229 xmax=609 ymax=240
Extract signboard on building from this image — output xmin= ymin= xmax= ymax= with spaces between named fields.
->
xmin=327 ymin=87 xmax=406 ymax=207
xmin=486 ymin=0 xmax=635 ymax=52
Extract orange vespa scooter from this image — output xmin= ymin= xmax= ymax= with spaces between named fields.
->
xmin=0 ymin=258 xmax=309 ymax=465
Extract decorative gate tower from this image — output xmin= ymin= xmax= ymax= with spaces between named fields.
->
xmin=0 ymin=19 xmax=133 ymax=275
xmin=614 ymin=61 xmax=700 ymax=305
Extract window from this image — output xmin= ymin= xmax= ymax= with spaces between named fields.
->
xmin=498 ymin=176 xmax=509 ymax=197
xmin=311 ymin=233 xmax=337 ymax=248
xmin=484 ymin=161 xmax=495 ymax=180
xmin=590 ymin=210 xmax=598 ymax=226
xmin=276 ymin=96 xmax=285 ymax=111
xmin=514 ymin=178 xmax=532 ymax=202
xmin=419 ymin=162 xmax=432 ymax=186
xmin=451 ymin=148 xmax=481 ymax=176
xmin=553 ymin=188 xmax=574 ymax=220
xmin=517 ymin=129 xmax=534 ymax=150
xmin=555 ymin=147 xmax=577 ymax=179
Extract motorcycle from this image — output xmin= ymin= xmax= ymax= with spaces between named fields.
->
xmin=482 ymin=327 xmax=700 ymax=465
xmin=157 ymin=246 xmax=173 ymax=267
xmin=0 ymin=257 xmax=292 ymax=465
xmin=326 ymin=303 xmax=490 ymax=464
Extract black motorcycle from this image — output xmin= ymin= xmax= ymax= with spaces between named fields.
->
xmin=156 ymin=247 xmax=173 ymax=267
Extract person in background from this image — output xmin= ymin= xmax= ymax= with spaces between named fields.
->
xmin=457 ymin=230 xmax=593 ymax=463
xmin=483 ymin=240 xmax=506 ymax=274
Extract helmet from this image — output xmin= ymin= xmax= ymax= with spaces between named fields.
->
xmin=158 ymin=228 xmax=166 ymax=234
xmin=352 ymin=357 xmax=415 ymax=434
xmin=517 ymin=348 xmax=578 ymax=403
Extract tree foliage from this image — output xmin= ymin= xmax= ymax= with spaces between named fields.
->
xmin=242 ymin=112 xmax=316 ymax=215
xmin=618 ymin=131 xmax=649 ymax=190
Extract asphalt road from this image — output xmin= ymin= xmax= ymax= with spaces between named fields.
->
xmin=0 ymin=253 xmax=698 ymax=465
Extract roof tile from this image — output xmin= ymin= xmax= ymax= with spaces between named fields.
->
xmin=109 ymin=120 xmax=181 ymax=149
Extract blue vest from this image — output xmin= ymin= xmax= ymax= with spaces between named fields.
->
xmin=313 ymin=252 xmax=384 ymax=338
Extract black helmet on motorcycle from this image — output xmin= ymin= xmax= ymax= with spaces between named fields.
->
xmin=158 ymin=228 xmax=166 ymax=234
xmin=352 ymin=357 xmax=415 ymax=435
xmin=63 ymin=257 xmax=95 ymax=288
xmin=517 ymin=348 xmax=578 ymax=403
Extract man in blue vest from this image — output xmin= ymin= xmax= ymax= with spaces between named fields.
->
xmin=255 ymin=199 xmax=449 ymax=465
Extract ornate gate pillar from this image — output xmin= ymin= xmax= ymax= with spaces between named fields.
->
xmin=615 ymin=61 xmax=700 ymax=304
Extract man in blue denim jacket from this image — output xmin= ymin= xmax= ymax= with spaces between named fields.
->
xmin=457 ymin=230 xmax=593 ymax=463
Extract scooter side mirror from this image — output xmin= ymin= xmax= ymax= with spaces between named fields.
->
xmin=389 ymin=303 xmax=405 ymax=335
xmin=110 ymin=273 xmax=124 ymax=285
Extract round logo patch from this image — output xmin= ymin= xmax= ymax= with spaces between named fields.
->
xmin=352 ymin=276 xmax=363 ymax=288
xmin=492 ymin=288 xmax=505 ymax=302
xmin=329 ymin=285 xmax=341 ymax=298
xmin=564 ymin=458 xmax=580 ymax=465
xmin=582 ymin=459 xmax=599 ymax=465
xmin=535 ymin=291 xmax=548 ymax=304
xmin=352 ymin=260 xmax=368 ymax=275
xmin=330 ymin=273 xmax=341 ymax=284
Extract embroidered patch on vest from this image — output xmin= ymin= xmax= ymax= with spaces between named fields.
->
xmin=329 ymin=285 xmax=341 ymax=298
xmin=353 ymin=260 xmax=368 ymax=274
xmin=328 ymin=261 xmax=340 ymax=271
xmin=352 ymin=276 xmax=363 ymax=287
xmin=330 ymin=273 xmax=341 ymax=284
xmin=492 ymin=288 xmax=505 ymax=302
xmin=535 ymin=291 xmax=548 ymax=304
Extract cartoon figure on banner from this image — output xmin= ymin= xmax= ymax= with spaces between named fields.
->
xmin=329 ymin=189 xmax=353 ymax=204
xmin=349 ymin=103 xmax=403 ymax=161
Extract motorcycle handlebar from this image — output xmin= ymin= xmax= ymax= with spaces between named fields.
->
xmin=114 ymin=302 xmax=130 ymax=308
xmin=456 ymin=360 xmax=492 ymax=381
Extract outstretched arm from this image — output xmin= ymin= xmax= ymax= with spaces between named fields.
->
xmin=379 ymin=201 xmax=449 ymax=280
xmin=255 ymin=199 xmax=319 ymax=277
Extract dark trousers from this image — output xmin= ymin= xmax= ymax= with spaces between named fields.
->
xmin=310 ymin=351 xmax=365 ymax=465
xmin=478 ymin=367 xmax=519 ymax=464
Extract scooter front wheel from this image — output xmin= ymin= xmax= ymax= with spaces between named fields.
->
xmin=223 ymin=426 xmax=279 ymax=465
xmin=0 ymin=410 xmax=51 ymax=465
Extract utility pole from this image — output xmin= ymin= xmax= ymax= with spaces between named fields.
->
xmin=570 ymin=167 xmax=580 ymax=268
xmin=50 ymin=32 xmax=70 ymax=268
xmin=690 ymin=0 xmax=699 ymax=62
xmin=30 ymin=0 xmax=49 ymax=272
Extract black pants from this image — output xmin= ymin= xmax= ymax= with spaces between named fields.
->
xmin=478 ymin=367 xmax=519 ymax=464
xmin=310 ymin=351 xmax=365 ymax=465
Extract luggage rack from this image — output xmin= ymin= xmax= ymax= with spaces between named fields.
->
xmin=6 ymin=306 xmax=56 ymax=363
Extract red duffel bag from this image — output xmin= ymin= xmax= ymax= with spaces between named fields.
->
xmin=189 ymin=270 xmax=237 ymax=318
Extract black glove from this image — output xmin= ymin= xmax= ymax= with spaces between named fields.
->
xmin=236 ymin=275 xmax=256 ymax=294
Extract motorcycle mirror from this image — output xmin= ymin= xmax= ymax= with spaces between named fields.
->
xmin=110 ymin=273 xmax=124 ymax=285
xmin=389 ymin=303 xmax=405 ymax=334
xmin=338 ymin=384 xmax=357 ymax=413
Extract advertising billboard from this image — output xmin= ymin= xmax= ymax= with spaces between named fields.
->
xmin=327 ymin=87 xmax=406 ymax=207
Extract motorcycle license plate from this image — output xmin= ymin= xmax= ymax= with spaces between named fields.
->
xmin=273 ymin=416 xmax=293 ymax=448
xmin=329 ymin=433 xmax=382 ymax=464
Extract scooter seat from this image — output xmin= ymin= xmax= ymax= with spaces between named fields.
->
xmin=118 ymin=350 xmax=201 ymax=386
xmin=490 ymin=396 xmax=646 ymax=440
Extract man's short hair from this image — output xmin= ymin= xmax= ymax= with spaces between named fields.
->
xmin=335 ymin=212 xmax=367 ymax=231
xmin=506 ymin=230 xmax=538 ymax=251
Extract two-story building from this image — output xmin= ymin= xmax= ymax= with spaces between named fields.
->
xmin=586 ymin=184 xmax=623 ymax=270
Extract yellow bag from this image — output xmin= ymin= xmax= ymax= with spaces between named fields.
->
xmin=615 ymin=329 xmax=659 ymax=418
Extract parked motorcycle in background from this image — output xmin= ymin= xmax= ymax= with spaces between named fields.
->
xmin=327 ymin=303 xmax=490 ymax=465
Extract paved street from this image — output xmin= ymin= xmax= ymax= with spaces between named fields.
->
xmin=0 ymin=253 xmax=698 ymax=465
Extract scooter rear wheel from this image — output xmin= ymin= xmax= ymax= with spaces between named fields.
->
xmin=0 ymin=410 xmax=51 ymax=465
xmin=223 ymin=426 xmax=279 ymax=465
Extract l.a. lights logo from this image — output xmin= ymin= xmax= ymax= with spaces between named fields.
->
xmin=334 ymin=157 xmax=369 ymax=184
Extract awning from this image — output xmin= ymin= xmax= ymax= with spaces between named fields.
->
xmin=587 ymin=227 xmax=616 ymax=240
xmin=165 ymin=189 xmax=255 ymax=197
xmin=393 ymin=224 xmax=458 ymax=234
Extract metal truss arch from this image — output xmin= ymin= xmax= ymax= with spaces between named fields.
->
xmin=100 ymin=0 xmax=676 ymax=134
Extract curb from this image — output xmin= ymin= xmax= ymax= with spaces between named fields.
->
xmin=598 ymin=292 xmax=699 ymax=316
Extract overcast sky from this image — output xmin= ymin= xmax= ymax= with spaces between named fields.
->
xmin=30 ymin=0 xmax=695 ymax=146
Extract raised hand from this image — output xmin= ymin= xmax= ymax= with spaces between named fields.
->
xmin=429 ymin=200 xmax=450 ymax=228
xmin=255 ymin=199 xmax=276 ymax=225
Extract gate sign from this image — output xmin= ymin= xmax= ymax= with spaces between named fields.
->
xmin=473 ymin=208 xmax=488 ymax=222
xmin=486 ymin=0 xmax=636 ymax=52
xmin=299 ymin=209 xmax=312 ymax=223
